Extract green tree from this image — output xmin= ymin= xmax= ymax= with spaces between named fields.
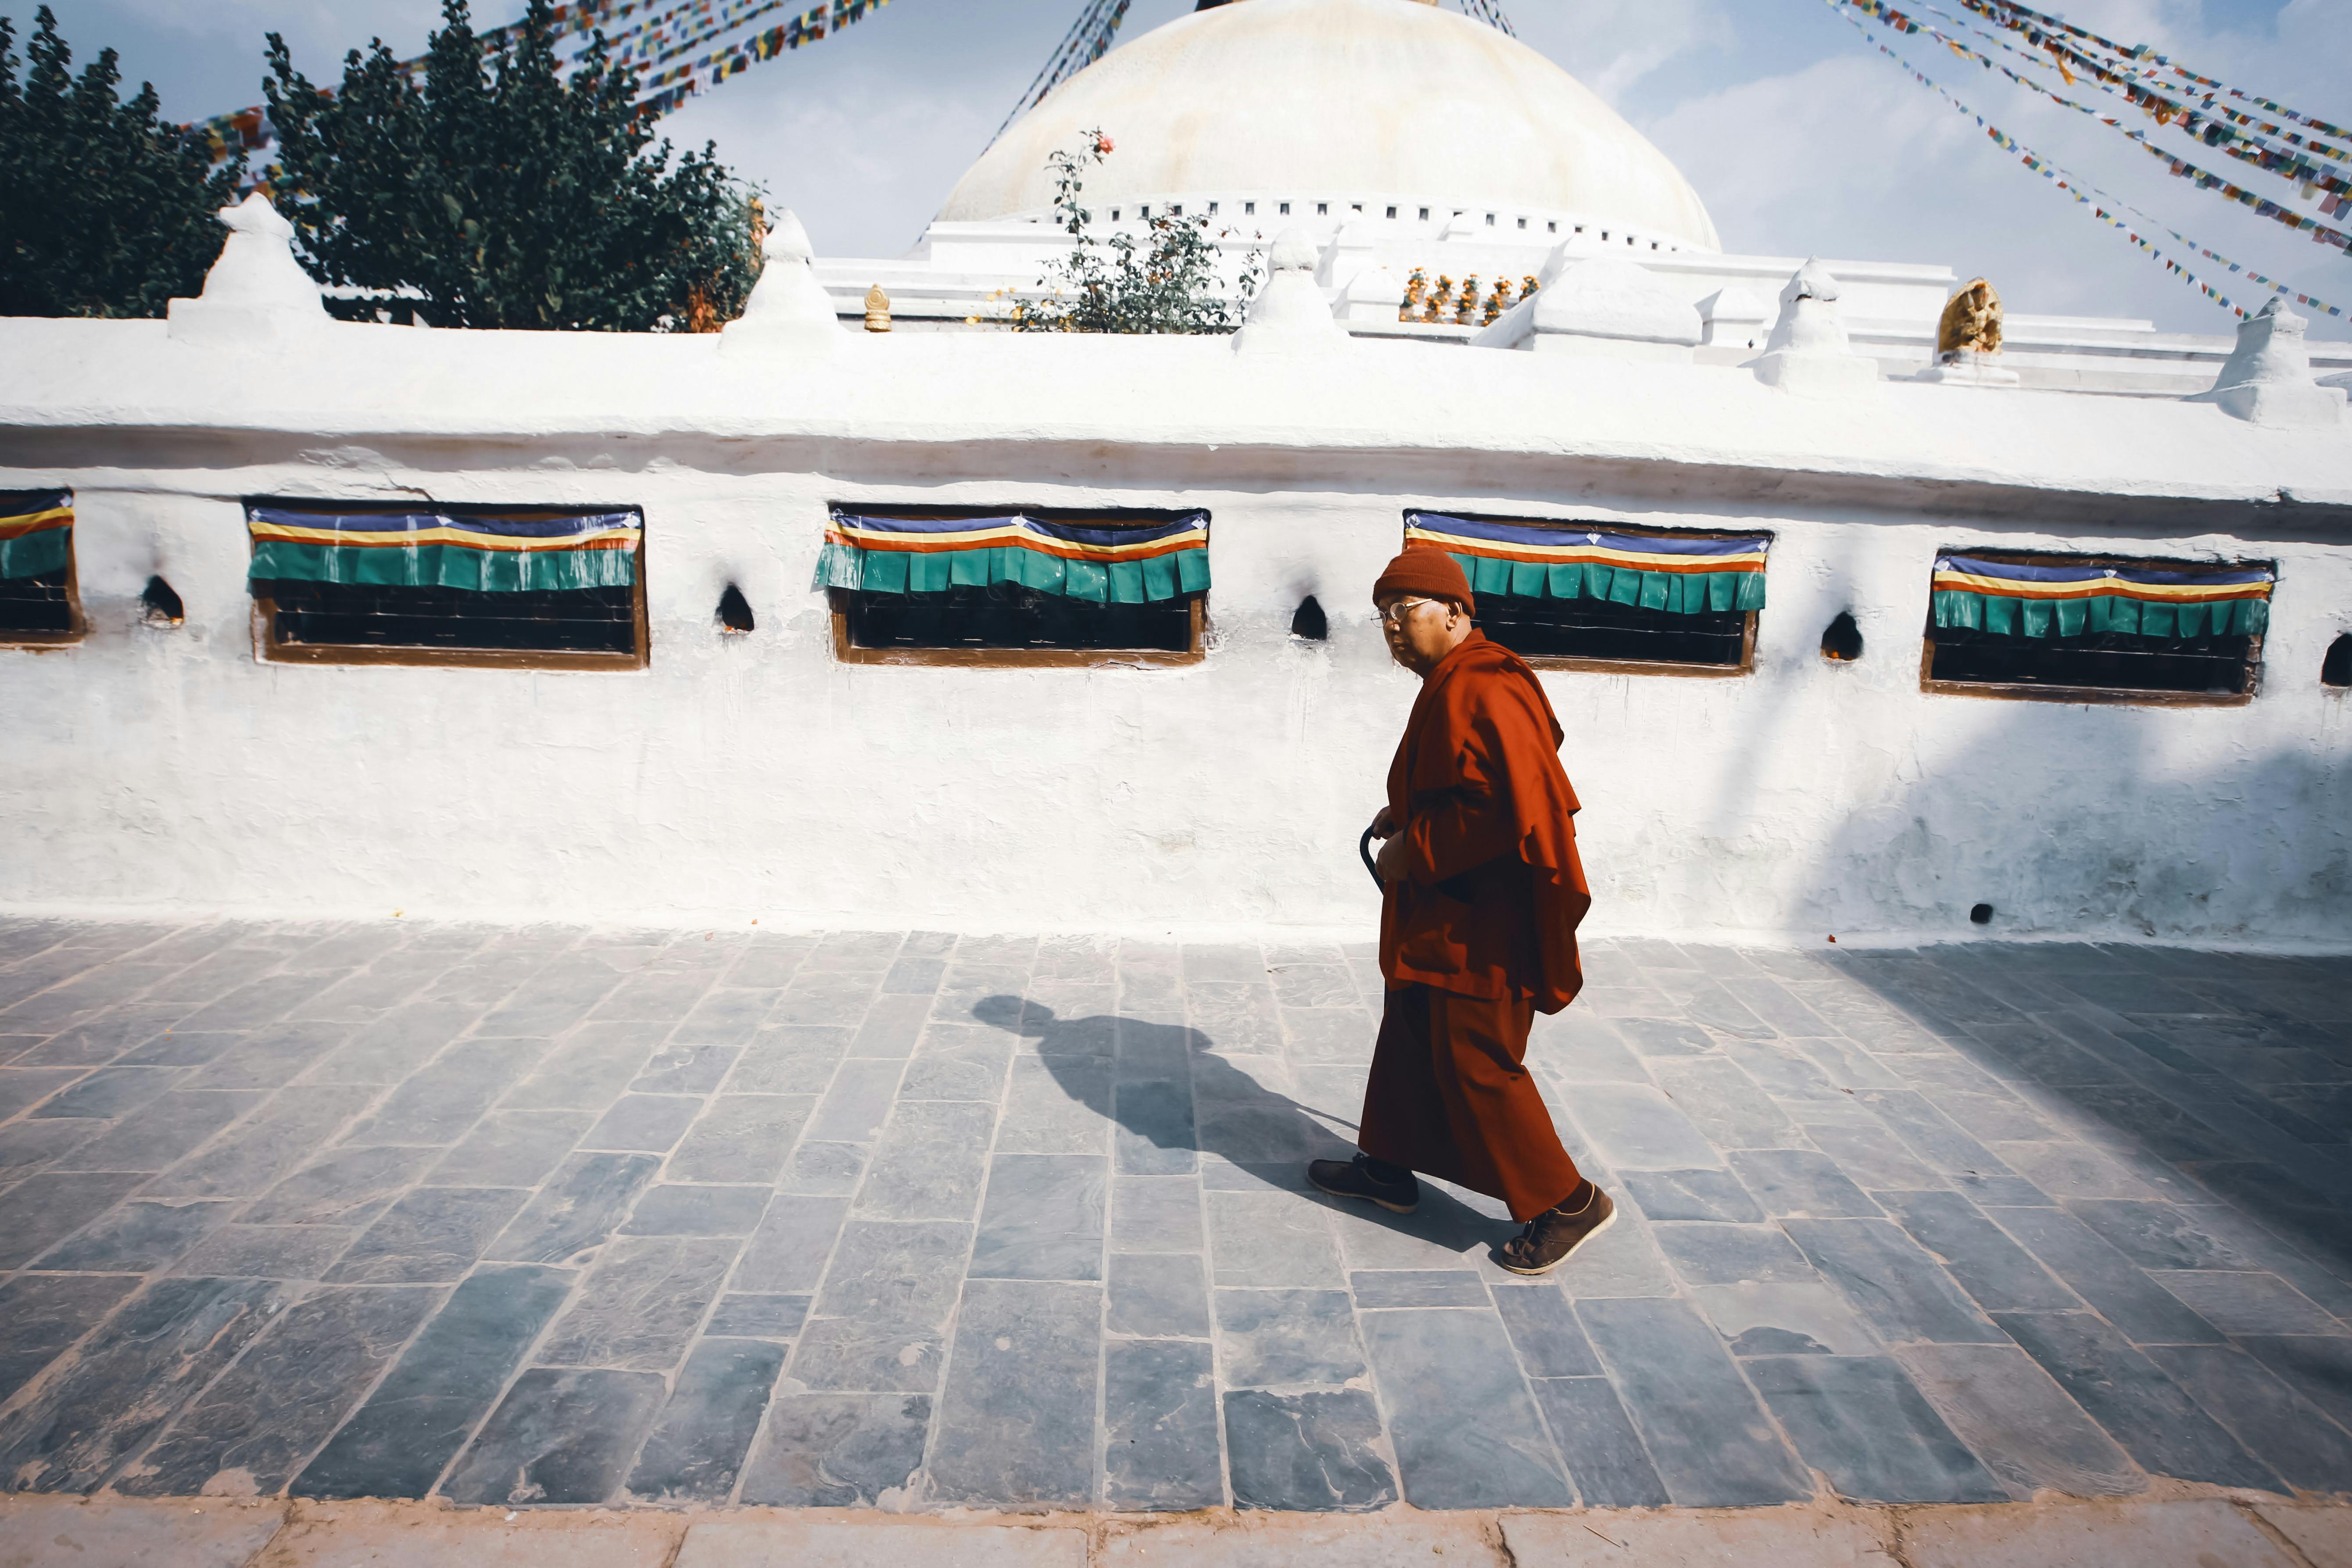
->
xmin=263 ymin=0 xmax=759 ymax=330
xmin=1017 ymin=129 xmax=1260 ymax=334
xmin=0 ymin=6 xmax=245 ymax=318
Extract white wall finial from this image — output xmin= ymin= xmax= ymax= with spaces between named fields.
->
xmin=1748 ymin=258 xmax=1877 ymax=395
xmin=165 ymin=190 xmax=330 ymax=349
xmin=1232 ymin=225 xmax=1346 ymax=353
xmin=722 ymin=208 xmax=852 ymax=355
xmin=2191 ymin=298 xmax=2346 ymax=427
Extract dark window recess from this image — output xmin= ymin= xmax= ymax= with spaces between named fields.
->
xmin=1820 ymin=611 xmax=1862 ymax=662
xmin=716 ymin=583 xmax=755 ymax=633
xmin=0 ymin=566 xmax=73 ymax=634
xmin=1475 ymin=594 xmax=1748 ymax=667
xmin=1926 ymin=625 xmax=2255 ymax=696
xmin=846 ymin=582 xmax=1191 ymax=653
xmin=1290 ymin=594 xmax=1328 ymax=641
xmin=257 ymin=578 xmax=637 ymax=655
xmin=2325 ymin=634 xmax=2352 ymax=688
xmin=1970 ymin=902 xmax=1994 ymax=925
xmin=140 ymin=576 xmax=185 ymax=626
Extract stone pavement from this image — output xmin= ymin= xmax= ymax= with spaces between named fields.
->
xmin=0 ymin=919 xmax=2348 ymax=1520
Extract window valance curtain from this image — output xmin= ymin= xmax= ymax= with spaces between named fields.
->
xmin=1403 ymin=513 xmax=1769 ymax=615
xmin=816 ymin=511 xmax=1210 ymax=603
xmin=1931 ymin=555 xmax=2272 ymax=639
xmin=0 ymin=490 xmax=72 ymax=580
xmin=247 ymin=505 xmax=642 ymax=592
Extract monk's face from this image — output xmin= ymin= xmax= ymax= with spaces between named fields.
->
xmin=1377 ymin=592 xmax=1471 ymax=676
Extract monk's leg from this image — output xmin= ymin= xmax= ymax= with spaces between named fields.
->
xmin=1423 ymin=988 xmax=1583 ymax=1222
xmin=1308 ymin=985 xmax=1446 ymax=1212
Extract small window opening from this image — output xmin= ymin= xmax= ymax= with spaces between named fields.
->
xmin=1111 ymin=208 xmax=1121 ymax=220
xmin=140 ymin=575 xmax=185 ymax=626
xmin=1290 ymin=595 xmax=1328 ymax=641
xmin=1418 ymin=207 xmax=1430 ymax=221
xmin=1243 ymin=200 xmax=1255 ymax=215
xmin=1650 ymin=240 xmax=1659 ymax=250
xmin=1207 ymin=201 xmax=1218 ymax=215
xmin=1171 ymin=204 xmax=1183 ymax=216
xmin=1385 ymin=205 xmax=1397 ymax=219
xmin=1316 ymin=202 xmax=1328 ymax=215
xmin=1547 ymin=221 xmax=1557 ymax=233
xmin=716 ymin=583 xmax=755 ymax=634
xmin=1484 ymin=213 xmax=1496 ymax=226
xmin=1351 ymin=203 xmax=1363 ymax=214
xmin=1279 ymin=201 xmax=1290 ymax=215
xmin=1601 ymin=230 xmax=1610 ymax=241
xmin=1140 ymin=204 xmax=1151 ymax=218
xmin=1969 ymin=902 xmax=1994 ymax=925
xmin=1574 ymin=224 xmax=1584 ymax=234
xmin=2323 ymin=634 xmax=2352 ymax=687
xmin=1820 ymin=611 xmax=1862 ymax=662
xmin=1516 ymin=217 xmax=1527 ymax=229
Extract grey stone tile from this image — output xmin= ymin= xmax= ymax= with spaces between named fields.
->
xmin=2149 ymin=1271 xmax=2342 ymax=1336
xmin=782 ymin=1140 xmax=868 ymax=1196
xmin=36 ymin=1198 xmax=238 ymax=1271
xmin=0 ymin=1273 xmax=141 ymax=1404
xmin=672 ymin=988 xmax=780 ymax=1049
xmin=1186 ymin=983 xmax=1284 ymax=1054
xmin=1653 ymin=1222 xmax=1820 ymax=1286
xmin=731 ymin=1194 xmax=850 ymax=1294
xmin=1107 ymin=1253 xmax=1210 ymax=1338
xmin=1103 ymin=1338 xmax=1221 ymax=1511
xmin=2065 ymin=1199 xmax=2262 ymax=1271
xmin=1113 ymin=1077 xmax=1197 ymax=1177
xmin=737 ymin=1392 xmax=930 ymax=1506
xmin=899 ymin=1037 xmax=1011 ymax=1104
xmin=172 ymin=1224 xmax=356 ymax=1279
xmin=2241 ymin=1335 xmax=2352 ymax=1431
xmin=1729 ymin=1149 xmax=1881 ymax=1218
xmin=731 ymin=1026 xmax=852 ymax=1095
xmin=1493 ymin=1283 xmax=1603 ymax=1376
xmin=1575 ymin=1295 xmax=1810 ymax=1506
xmin=187 ymin=1021 xmax=354 ymax=1091
xmin=1351 ymin=1269 xmax=1487 ymax=1309
xmin=998 ymin=1056 xmax=1111 ymax=1155
xmin=1892 ymin=1342 xmax=2143 ymax=1500
xmin=329 ymin=1186 xmax=529 ymax=1284
xmin=813 ymin=931 xmax=916 ymax=971
xmin=1996 ymin=1310 xmax=2281 ymax=1489
xmin=0 ymin=1171 xmax=144 ymax=1270
xmin=971 ymin=1153 xmax=1106 ymax=1281
xmin=0 ymin=1275 xmax=283 ymax=1493
xmin=1528 ymin=1376 xmax=1670 ymax=1507
xmin=669 ymin=1094 xmax=813 ymax=1185
xmin=301 ymin=1002 xmax=482 ymax=1085
xmin=1992 ymin=1140 xmax=2176 ymax=1202
xmin=1690 ymin=1281 xmax=1881 ymax=1357
xmin=50 ymin=1089 xmax=264 ymax=1173
xmin=626 ymin=1336 xmax=789 ymax=1503
xmin=149 ymin=1085 xmax=377 ymax=1199
xmin=1114 ymin=1175 xmax=1204 ymax=1253
xmin=113 ymin=1284 xmax=434 ymax=1498
xmin=344 ymin=1041 xmax=543 ymax=1146
xmin=773 ymin=971 xmax=880 ymax=1029
xmin=2145 ymin=1343 xmax=2352 ymax=1493
xmin=423 ymin=1110 xmax=593 ymax=1187
xmin=592 ymin=967 xmax=716 ymax=1022
xmin=1216 ymin=1287 xmax=1366 ymax=1385
xmin=1534 ymin=1013 xmax=1650 ymax=1084
xmin=1556 ymin=1203 xmax=1679 ymax=1298
xmin=486 ymin=1151 xmax=662 ymax=1265
xmin=500 ymin=1024 xmax=661 ymax=1111
xmin=580 ymin=1093 xmax=704 ymax=1153
xmin=76 ymin=1015 xmax=220 ymax=1067
xmin=630 ymin=1044 xmax=742 ymax=1095
xmin=0 ymin=1117 xmax=91 ymax=1177
xmin=539 ymin=1236 xmax=739 ymax=1370
xmin=1564 ymin=1083 xmax=1720 ymax=1170
xmin=808 ymin=1057 xmax=905 ymax=1142
xmin=623 ymin=1184 xmax=771 ymax=1236
xmin=1621 ymin=1167 xmax=1763 ymax=1223
xmin=852 ymin=993 xmax=933 ymax=1056
xmin=856 ymin=1100 xmax=994 ymax=1221
xmin=1784 ymin=1035 xmax=1908 ymax=1091
xmin=793 ymin=1219 xmax=970 ymax=1392
xmin=1783 ymin=1217 xmax=2007 ymax=1345
xmin=231 ymin=1140 xmax=421 ymax=1228
xmin=1805 ymin=1121 xmax=1947 ymax=1192
xmin=442 ymin=1367 xmax=668 ymax=1505
xmin=1879 ymin=1190 xmax=2081 ymax=1311
xmin=1364 ymin=1306 xmax=1572 ymax=1507
xmin=1747 ymin=1353 xmax=2007 ymax=1504
xmin=29 ymin=1064 xmax=186 ymax=1120
xmin=1613 ymin=1017 xmax=1715 ymax=1057
xmin=1222 ymin=1388 xmax=1396 ymax=1511
xmin=705 ymin=1292 xmax=809 ymax=1339
xmin=928 ymin=1278 xmax=1099 ymax=1507
xmin=1207 ymin=1189 xmax=1342 ymax=1286
xmin=170 ymin=972 xmax=337 ymax=1034
xmin=1984 ymin=1206 xmax=2223 ymax=1345
xmin=1649 ymin=1058 xmax=1801 ymax=1150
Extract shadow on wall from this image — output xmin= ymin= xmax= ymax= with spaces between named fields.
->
xmin=1797 ymin=702 xmax=2352 ymax=941
xmin=966 ymin=994 xmax=1521 ymax=1256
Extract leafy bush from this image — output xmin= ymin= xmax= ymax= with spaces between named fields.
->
xmin=1015 ymin=128 xmax=1261 ymax=334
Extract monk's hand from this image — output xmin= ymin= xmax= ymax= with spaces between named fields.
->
xmin=1368 ymin=806 xmax=1397 ymax=840
xmin=1375 ymin=832 xmax=1407 ymax=887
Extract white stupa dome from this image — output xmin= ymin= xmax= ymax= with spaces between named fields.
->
xmin=939 ymin=0 xmax=1721 ymax=253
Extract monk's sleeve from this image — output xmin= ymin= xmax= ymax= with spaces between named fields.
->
xmin=1400 ymin=704 xmax=1520 ymax=886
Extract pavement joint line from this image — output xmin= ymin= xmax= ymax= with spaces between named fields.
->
xmin=2235 ymin=1497 xmax=2323 ymax=1568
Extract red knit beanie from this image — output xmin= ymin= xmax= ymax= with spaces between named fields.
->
xmin=1372 ymin=548 xmax=1475 ymax=616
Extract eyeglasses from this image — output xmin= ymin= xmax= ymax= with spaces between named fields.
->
xmin=1377 ymin=597 xmax=1435 ymax=626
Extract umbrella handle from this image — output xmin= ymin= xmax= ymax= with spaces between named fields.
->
xmin=1359 ymin=825 xmax=1383 ymax=890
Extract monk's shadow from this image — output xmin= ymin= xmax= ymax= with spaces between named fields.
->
xmin=969 ymin=995 xmax=1516 ymax=1257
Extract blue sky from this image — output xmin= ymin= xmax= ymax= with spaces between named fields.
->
xmin=25 ymin=0 xmax=2352 ymax=337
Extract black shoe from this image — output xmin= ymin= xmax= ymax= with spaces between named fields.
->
xmin=1308 ymin=1154 xmax=1420 ymax=1214
xmin=1494 ymin=1183 xmax=1615 ymax=1276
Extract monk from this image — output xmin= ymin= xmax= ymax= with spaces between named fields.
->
xmin=1308 ymin=549 xmax=1614 ymax=1275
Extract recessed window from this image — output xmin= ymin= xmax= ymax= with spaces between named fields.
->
xmin=1418 ymin=207 xmax=1430 ymax=221
xmin=0 ymin=487 xmax=81 ymax=644
xmin=1820 ymin=611 xmax=1862 ymax=662
xmin=1922 ymin=550 xmax=2273 ymax=704
xmin=140 ymin=576 xmax=185 ymax=627
xmin=1140 ymin=204 xmax=1151 ymax=218
xmin=1111 ymin=208 xmax=1121 ymax=221
xmin=1516 ymin=217 xmax=1527 ymax=229
xmin=1291 ymin=595 xmax=1328 ymax=641
xmin=1385 ymin=205 xmax=1397 ymax=219
xmin=819 ymin=508 xmax=1209 ymax=668
xmin=1316 ymin=202 xmax=1328 ymax=215
xmin=1171 ymin=204 xmax=1183 ymax=216
xmin=1402 ymin=512 xmax=1767 ymax=675
xmin=716 ymin=584 xmax=754 ymax=634
xmin=2326 ymin=633 xmax=2352 ymax=687
xmin=1207 ymin=201 xmax=1218 ymax=215
xmin=1485 ymin=213 xmax=1496 ymax=226
xmin=1243 ymin=200 xmax=1255 ymax=215
xmin=1279 ymin=201 xmax=1290 ymax=215
xmin=246 ymin=501 xmax=647 ymax=669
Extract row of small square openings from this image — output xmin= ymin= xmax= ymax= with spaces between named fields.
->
xmin=1099 ymin=201 xmax=1677 ymax=247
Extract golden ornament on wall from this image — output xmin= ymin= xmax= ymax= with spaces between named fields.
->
xmin=1937 ymin=277 xmax=2002 ymax=359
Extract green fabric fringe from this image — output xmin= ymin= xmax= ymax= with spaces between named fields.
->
xmin=816 ymin=541 xmax=1210 ymax=604
xmin=1933 ymin=589 xmax=2267 ymax=641
xmin=0 ymin=526 xmax=69 ymax=581
xmin=1453 ymin=552 xmax=1765 ymax=615
xmin=250 ymin=539 xmax=637 ymax=593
